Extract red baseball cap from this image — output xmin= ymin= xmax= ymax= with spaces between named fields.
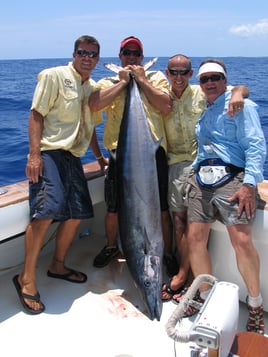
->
xmin=120 ymin=36 xmax=143 ymax=53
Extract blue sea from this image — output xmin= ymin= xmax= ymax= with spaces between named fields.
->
xmin=0 ymin=57 xmax=267 ymax=187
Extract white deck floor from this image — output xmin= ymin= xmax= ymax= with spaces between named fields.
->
xmin=0 ymin=230 xmax=267 ymax=357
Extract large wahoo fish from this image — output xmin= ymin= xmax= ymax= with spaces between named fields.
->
xmin=105 ymin=59 xmax=163 ymax=320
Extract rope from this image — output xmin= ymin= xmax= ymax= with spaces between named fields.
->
xmin=165 ymin=274 xmax=217 ymax=343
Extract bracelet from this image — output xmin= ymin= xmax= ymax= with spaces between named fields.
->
xmin=95 ymin=154 xmax=103 ymax=160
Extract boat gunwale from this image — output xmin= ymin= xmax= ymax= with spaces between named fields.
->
xmin=1 ymin=161 xmax=267 ymax=210
xmin=0 ymin=161 xmax=103 ymax=208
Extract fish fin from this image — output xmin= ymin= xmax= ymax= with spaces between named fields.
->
xmin=104 ymin=57 xmax=158 ymax=74
xmin=109 ymin=150 xmax=116 ymax=161
xmin=154 ymin=137 xmax=163 ymax=153
xmin=143 ymin=57 xmax=158 ymax=71
xmin=103 ymin=63 xmax=122 ymax=73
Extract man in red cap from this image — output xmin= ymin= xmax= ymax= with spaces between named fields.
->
xmin=89 ymin=36 xmax=178 ymax=276
xmin=119 ymin=36 xmax=143 ymax=53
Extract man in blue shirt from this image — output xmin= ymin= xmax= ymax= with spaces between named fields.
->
xmin=185 ymin=59 xmax=266 ymax=335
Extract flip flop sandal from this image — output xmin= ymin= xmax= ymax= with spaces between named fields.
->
xmin=172 ymin=285 xmax=190 ymax=305
xmin=47 ymin=268 xmax=87 ymax=283
xmin=12 ymin=274 xmax=45 ymax=314
xmin=161 ymin=279 xmax=185 ymax=302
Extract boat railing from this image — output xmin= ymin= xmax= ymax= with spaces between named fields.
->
xmin=0 ymin=161 xmax=105 ymax=244
xmin=0 ymin=164 xmax=267 ymax=244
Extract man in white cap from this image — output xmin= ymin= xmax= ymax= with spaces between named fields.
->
xmin=184 ymin=58 xmax=266 ymax=335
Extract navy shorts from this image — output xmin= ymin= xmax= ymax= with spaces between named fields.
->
xmin=29 ymin=150 xmax=94 ymax=221
xmin=105 ymin=147 xmax=169 ymax=213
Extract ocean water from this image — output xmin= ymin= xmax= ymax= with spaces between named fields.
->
xmin=0 ymin=57 xmax=267 ymax=187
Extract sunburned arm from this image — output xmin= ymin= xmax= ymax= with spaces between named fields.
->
xmin=227 ymin=85 xmax=249 ymax=117
xmin=129 ymin=65 xmax=173 ymax=116
xmin=89 ymin=69 xmax=130 ymax=112
xmin=26 ymin=109 xmax=44 ymax=183
xmin=89 ymin=128 xmax=108 ymax=170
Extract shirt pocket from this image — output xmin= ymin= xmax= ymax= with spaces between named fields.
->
xmin=59 ymin=85 xmax=80 ymax=121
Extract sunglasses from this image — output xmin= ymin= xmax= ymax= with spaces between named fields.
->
xmin=121 ymin=49 xmax=142 ymax=57
xmin=199 ymin=74 xmax=224 ymax=84
xmin=168 ymin=68 xmax=191 ymax=76
xmin=76 ymin=49 xmax=99 ymax=58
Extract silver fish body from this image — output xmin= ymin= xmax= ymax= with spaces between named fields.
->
xmin=117 ymin=77 xmax=163 ymax=320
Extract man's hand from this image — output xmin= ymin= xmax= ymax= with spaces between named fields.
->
xmin=229 ymin=184 xmax=256 ymax=219
xmin=26 ymin=153 xmax=43 ymax=183
xmin=97 ymin=156 xmax=109 ymax=171
xmin=226 ymin=91 xmax=244 ymax=118
xmin=118 ymin=68 xmax=131 ymax=84
xmin=127 ymin=65 xmax=146 ymax=84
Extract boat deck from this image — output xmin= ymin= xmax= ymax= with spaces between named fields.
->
xmin=1 ymin=163 xmax=268 ymax=356
xmin=0 ymin=228 xmax=267 ymax=357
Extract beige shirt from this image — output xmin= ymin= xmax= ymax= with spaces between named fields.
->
xmin=165 ymin=85 xmax=206 ymax=165
xmin=95 ymin=70 xmax=169 ymax=151
xmin=31 ymin=62 xmax=101 ymax=157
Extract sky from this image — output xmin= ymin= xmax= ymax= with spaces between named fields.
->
xmin=1 ymin=0 xmax=268 ymax=60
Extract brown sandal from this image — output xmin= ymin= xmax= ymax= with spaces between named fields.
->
xmin=162 ymin=279 xmax=185 ymax=302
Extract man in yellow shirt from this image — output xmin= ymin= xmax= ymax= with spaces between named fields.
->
xmin=89 ymin=36 xmax=177 ymax=275
xmin=13 ymin=35 xmax=103 ymax=315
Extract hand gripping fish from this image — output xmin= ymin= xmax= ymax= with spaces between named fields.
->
xmin=104 ymin=58 xmax=163 ymax=320
xmin=104 ymin=57 xmax=158 ymax=74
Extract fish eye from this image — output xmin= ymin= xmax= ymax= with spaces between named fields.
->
xmin=144 ymin=280 xmax=151 ymax=287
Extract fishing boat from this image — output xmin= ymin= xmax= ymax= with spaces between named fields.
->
xmin=0 ymin=161 xmax=267 ymax=357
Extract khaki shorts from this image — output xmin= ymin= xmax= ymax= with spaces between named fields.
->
xmin=168 ymin=161 xmax=193 ymax=213
xmin=186 ymin=171 xmax=256 ymax=225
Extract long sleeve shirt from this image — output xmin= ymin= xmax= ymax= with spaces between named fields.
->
xmin=192 ymin=91 xmax=266 ymax=186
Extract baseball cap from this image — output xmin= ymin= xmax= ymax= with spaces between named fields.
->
xmin=120 ymin=36 xmax=143 ymax=53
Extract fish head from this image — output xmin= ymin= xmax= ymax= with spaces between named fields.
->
xmin=141 ymin=254 xmax=163 ymax=321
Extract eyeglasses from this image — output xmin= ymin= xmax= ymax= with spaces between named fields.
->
xmin=199 ymin=74 xmax=224 ymax=84
xmin=168 ymin=68 xmax=191 ymax=76
xmin=121 ymin=49 xmax=142 ymax=57
xmin=76 ymin=50 xmax=99 ymax=58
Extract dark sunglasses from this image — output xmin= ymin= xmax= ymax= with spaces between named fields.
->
xmin=199 ymin=74 xmax=224 ymax=84
xmin=76 ymin=49 xmax=99 ymax=58
xmin=121 ymin=49 xmax=142 ymax=57
xmin=168 ymin=68 xmax=191 ymax=76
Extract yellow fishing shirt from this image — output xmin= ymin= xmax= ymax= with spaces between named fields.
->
xmin=164 ymin=85 xmax=206 ymax=165
xmin=95 ymin=71 xmax=169 ymax=151
xmin=31 ymin=62 xmax=101 ymax=157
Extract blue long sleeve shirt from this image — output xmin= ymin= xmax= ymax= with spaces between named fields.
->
xmin=192 ymin=91 xmax=266 ymax=186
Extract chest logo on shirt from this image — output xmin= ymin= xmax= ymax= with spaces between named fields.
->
xmin=64 ymin=78 xmax=73 ymax=88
